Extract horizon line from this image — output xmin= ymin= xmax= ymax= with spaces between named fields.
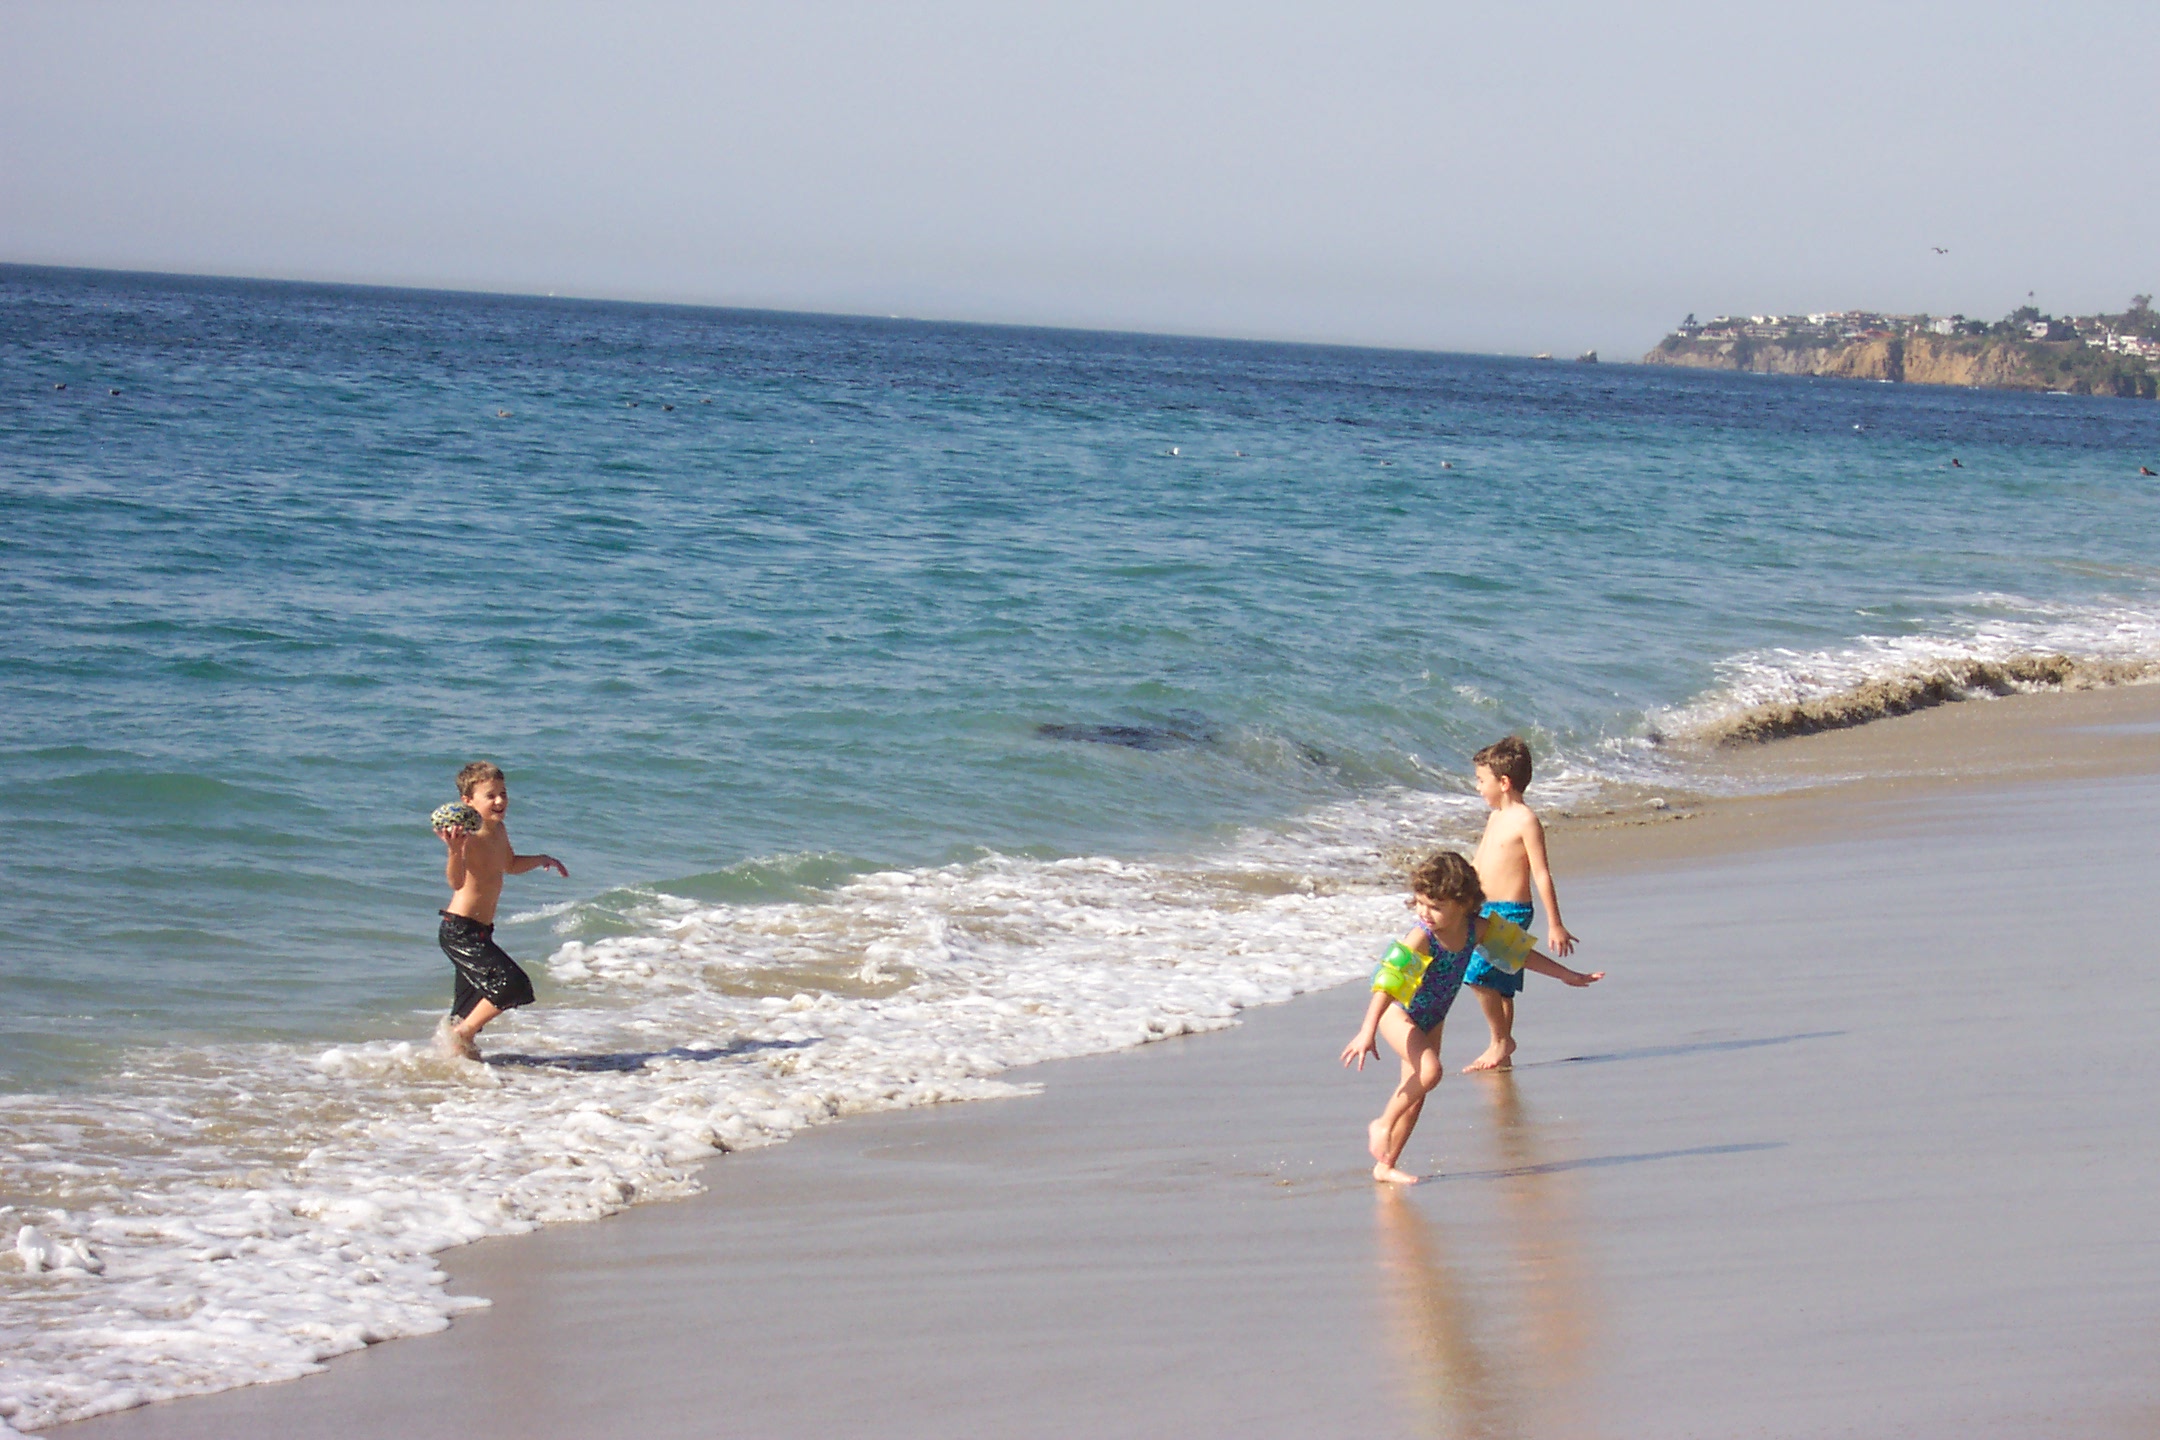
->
xmin=0 ymin=258 xmax=1622 ymax=365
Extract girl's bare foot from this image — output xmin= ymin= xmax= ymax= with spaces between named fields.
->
xmin=1372 ymin=1162 xmax=1419 ymax=1185
xmin=1462 ymin=1038 xmax=1515 ymax=1073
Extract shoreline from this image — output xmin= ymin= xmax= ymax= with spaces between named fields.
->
xmin=43 ymin=680 xmax=2160 ymax=1438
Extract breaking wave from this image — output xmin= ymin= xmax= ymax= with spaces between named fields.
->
xmin=1681 ymin=653 xmax=2156 ymax=745
xmin=1651 ymin=600 xmax=2160 ymax=748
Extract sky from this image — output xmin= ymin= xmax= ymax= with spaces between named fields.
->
xmin=4 ymin=1 xmax=2157 ymax=358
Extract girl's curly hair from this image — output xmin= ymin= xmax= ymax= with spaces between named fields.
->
xmin=1409 ymin=850 xmax=1484 ymax=910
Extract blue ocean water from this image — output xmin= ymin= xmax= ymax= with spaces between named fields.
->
xmin=3 ymin=264 xmax=2159 ymax=1426
xmin=4 ymin=264 xmax=2158 ymax=1086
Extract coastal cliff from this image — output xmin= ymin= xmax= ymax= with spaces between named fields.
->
xmin=1643 ymin=334 xmax=2158 ymax=399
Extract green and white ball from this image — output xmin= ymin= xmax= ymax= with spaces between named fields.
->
xmin=431 ymin=801 xmax=482 ymax=834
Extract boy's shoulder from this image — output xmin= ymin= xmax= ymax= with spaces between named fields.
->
xmin=1485 ymin=801 xmax=1544 ymax=839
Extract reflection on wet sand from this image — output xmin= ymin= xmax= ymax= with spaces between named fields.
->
xmin=1375 ymin=1185 xmax=1506 ymax=1438
xmin=1374 ymin=1074 xmax=1596 ymax=1439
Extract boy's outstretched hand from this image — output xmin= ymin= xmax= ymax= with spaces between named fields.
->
xmin=532 ymin=854 xmax=570 ymax=878
xmin=1340 ymin=1030 xmax=1379 ymax=1069
xmin=1560 ymin=969 xmax=1604 ymax=987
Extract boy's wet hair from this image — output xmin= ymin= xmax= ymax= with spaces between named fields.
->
xmin=1410 ymin=850 xmax=1485 ymax=911
xmin=456 ymin=761 xmax=506 ymax=797
xmin=1473 ymin=735 xmax=1533 ymax=793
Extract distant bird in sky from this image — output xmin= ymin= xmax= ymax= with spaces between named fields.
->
xmin=1930 ymin=246 xmax=1949 ymax=254
xmin=2143 ymin=465 xmax=2156 ymax=476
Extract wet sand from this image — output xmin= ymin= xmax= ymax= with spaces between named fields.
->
xmin=1550 ymin=678 xmax=2160 ymax=876
xmin=60 ymin=686 xmax=2160 ymax=1438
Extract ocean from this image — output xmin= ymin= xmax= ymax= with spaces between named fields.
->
xmin=3 ymin=263 xmax=2157 ymax=1429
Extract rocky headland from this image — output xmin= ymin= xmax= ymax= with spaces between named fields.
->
xmin=1643 ymin=333 xmax=2157 ymax=398
xmin=1642 ymin=300 xmax=2160 ymax=399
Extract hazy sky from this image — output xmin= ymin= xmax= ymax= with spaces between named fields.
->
xmin=5 ymin=2 xmax=2156 ymax=357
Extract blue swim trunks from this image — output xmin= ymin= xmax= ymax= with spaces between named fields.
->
xmin=1463 ymin=900 xmax=1534 ymax=997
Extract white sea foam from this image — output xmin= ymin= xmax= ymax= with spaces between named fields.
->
xmin=0 ymin=842 xmax=1403 ymax=1430
xmin=498 ymin=897 xmax=585 ymax=926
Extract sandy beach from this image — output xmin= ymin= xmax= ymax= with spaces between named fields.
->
xmin=54 ymin=683 xmax=2160 ymax=1439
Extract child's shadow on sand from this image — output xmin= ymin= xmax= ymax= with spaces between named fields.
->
xmin=1520 ymin=1030 xmax=1844 ymax=1069
xmin=484 ymin=1036 xmax=817 ymax=1073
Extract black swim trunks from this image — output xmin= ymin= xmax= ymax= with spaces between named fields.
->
xmin=438 ymin=911 xmax=536 ymax=1019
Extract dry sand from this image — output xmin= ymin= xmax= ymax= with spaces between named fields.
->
xmin=59 ymin=685 xmax=2160 ymax=1439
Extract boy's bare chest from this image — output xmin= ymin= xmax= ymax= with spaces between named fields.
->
xmin=471 ymin=832 xmax=514 ymax=876
xmin=1473 ymin=819 xmax=1527 ymax=871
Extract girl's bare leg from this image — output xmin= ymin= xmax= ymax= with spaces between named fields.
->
xmin=1381 ymin=1094 xmax=1426 ymax=1172
xmin=1369 ymin=1008 xmax=1441 ymax=1184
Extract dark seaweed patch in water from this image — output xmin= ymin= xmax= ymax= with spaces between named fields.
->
xmin=1034 ymin=718 xmax=1335 ymax=767
xmin=1036 ymin=718 xmax=1220 ymax=751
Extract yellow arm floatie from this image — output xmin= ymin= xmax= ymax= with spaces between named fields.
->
xmin=1371 ymin=939 xmax=1429 ymax=1007
xmin=1473 ymin=915 xmax=1534 ymax=974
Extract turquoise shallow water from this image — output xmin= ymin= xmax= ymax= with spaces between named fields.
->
xmin=6 ymin=265 xmax=2160 ymax=1429
xmin=4 ymin=263 xmax=2159 ymax=1087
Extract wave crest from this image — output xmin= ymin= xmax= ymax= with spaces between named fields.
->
xmin=1678 ymin=653 xmax=2157 ymax=746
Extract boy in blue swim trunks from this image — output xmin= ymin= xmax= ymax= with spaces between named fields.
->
xmin=1341 ymin=851 xmax=1601 ymax=1184
xmin=1463 ymin=736 xmax=1577 ymax=1073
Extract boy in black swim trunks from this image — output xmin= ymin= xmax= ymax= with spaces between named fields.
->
xmin=1340 ymin=851 xmax=1600 ymax=1184
xmin=433 ymin=761 xmax=568 ymax=1059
